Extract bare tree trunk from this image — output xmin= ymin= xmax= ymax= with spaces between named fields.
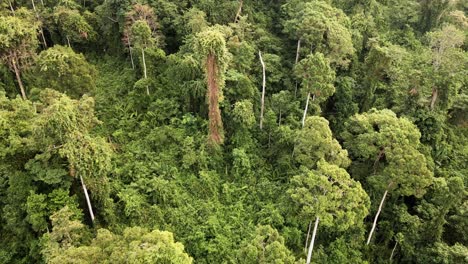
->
xmin=367 ymin=189 xmax=388 ymax=245
xmin=80 ymin=175 xmax=95 ymax=222
xmin=31 ymin=0 xmax=48 ymax=48
xmin=302 ymin=92 xmax=311 ymax=128
xmin=294 ymin=39 xmax=301 ymax=97
xmin=295 ymin=39 xmax=301 ymax=64
xmin=259 ymin=51 xmax=266 ymax=129
xmin=9 ymin=0 xmax=15 ymax=14
xmin=430 ymin=87 xmax=438 ymax=110
xmin=234 ymin=0 xmax=243 ymax=23
xmin=306 ymin=216 xmax=320 ymax=264
xmin=304 ymin=220 xmax=312 ymax=253
xmin=66 ymin=36 xmax=71 ymax=47
xmin=12 ymin=58 xmax=27 ymax=100
xmin=206 ymin=53 xmax=224 ymax=145
xmin=31 ymin=0 xmax=36 ymax=12
xmin=373 ymin=148 xmax=385 ymax=174
xmin=141 ymin=47 xmax=149 ymax=95
xmin=39 ymin=29 xmax=47 ymax=48
xmin=142 ymin=48 xmax=147 ymax=79
xmin=128 ymin=40 xmax=135 ymax=69
xmin=390 ymin=240 xmax=398 ymax=261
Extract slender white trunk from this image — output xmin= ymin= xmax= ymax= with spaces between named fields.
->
xmin=302 ymin=92 xmax=311 ymax=128
xmin=234 ymin=0 xmax=243 ymax=23
xmin=12 ymin=57 xmax=27 ymax=100
xmin=80 ymin=175 xmax=95 ymax=222
xmin=9 ymin=1 xmax=15 ymax=14
xmin=32 ymin=0 xmax=48 ymax=48
xmin=31 ymin=0 xmax=36 ymax=11
xmin=295 ymin=39 xmax=301 ymax=64
xmin=304 ymin=220 xmax=313 ymax=252
xmin=306 ymin=216 xmax=320 ymax=264
xmin=367 ymin=189 xmax=388 ymax=245
xmin=294 ymin=39 xmax=301 ymax=98
xmin=390 ymin=240 xmax=398 ymax=260
xmin=128 ymin=38 xmax=135 ymax=69
xmin=259 ymin=51 xmax=266 ymax=129
xmin=142 ymin=48 xmax=147 ymax=79
xmin=39 ymin=29 xmax=47 ymax=48
xmin=141 ymin=47 xmax=149 ymax=95
xmin=66 ymin=36 xmax=71 ymax=47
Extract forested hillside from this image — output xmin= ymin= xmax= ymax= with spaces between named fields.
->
xmin=1 ymin=1 xmax=467 ymax=263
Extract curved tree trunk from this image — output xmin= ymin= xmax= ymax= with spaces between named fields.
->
xmin=259 ymin=51 xmax=266 ymax=129
xmin=141 ymin=47 xmax=149 ymax=95
xmin=80 ymin=175 xmax=95 ymax=222
xmin=206 ymin=53 xmax=224 ymax=145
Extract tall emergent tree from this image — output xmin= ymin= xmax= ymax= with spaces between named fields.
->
xmin=289 ymin=161 xmax=369 ymax=263
xmin=123 ymin=3 xmax=161 ymax=92
xmin=294 ymin=53 xmax=335 ymax=127
xmin=427 ymin=24 xmax=466 ymax=110
xmin=52 ymin=4 xmax=95 ymax=47
xmin=0 ymin=10 xmax=39 ymax=99
xmin=283 ymin=0 xmax=355 ymax=67
xmin=34 ymin=89 xmax=113 ymax=222
xmin=195 ymin=27 xmax=231 ymax=145
xmin=341 ymin=109 xmax=433 ymax=245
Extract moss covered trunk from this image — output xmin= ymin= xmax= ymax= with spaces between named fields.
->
xmin=206 ymin=53 xmax=224 ymax=145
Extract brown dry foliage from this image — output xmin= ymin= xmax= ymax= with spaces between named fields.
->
xmin=122 ymin=4 xmax=159 ymax=47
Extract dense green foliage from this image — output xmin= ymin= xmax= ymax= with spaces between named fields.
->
xmin=0 ymin=1 xmax=467 ymax=263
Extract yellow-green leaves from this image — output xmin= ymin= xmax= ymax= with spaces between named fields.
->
xmin=35 ymin=45 xmax=96 ymax=98
xmin=237 ymin=225 xmax=296 ymax=264
xmin=44 ymin=223 xmax=193 ymax=264
xmin=289 ymin=161 xmax=370 ymax=230
xmin=342 ymin=109 xmax=433 ymax=196
xmin=295 ymin=53 xmax=335 ymax=102
xmin=283 ymin=0 xmax=355 ymax=66
xmin=295 ymin=116 xmax=350 ymax=169
xmin=35 ymin=90 xmax=112 ymax=200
